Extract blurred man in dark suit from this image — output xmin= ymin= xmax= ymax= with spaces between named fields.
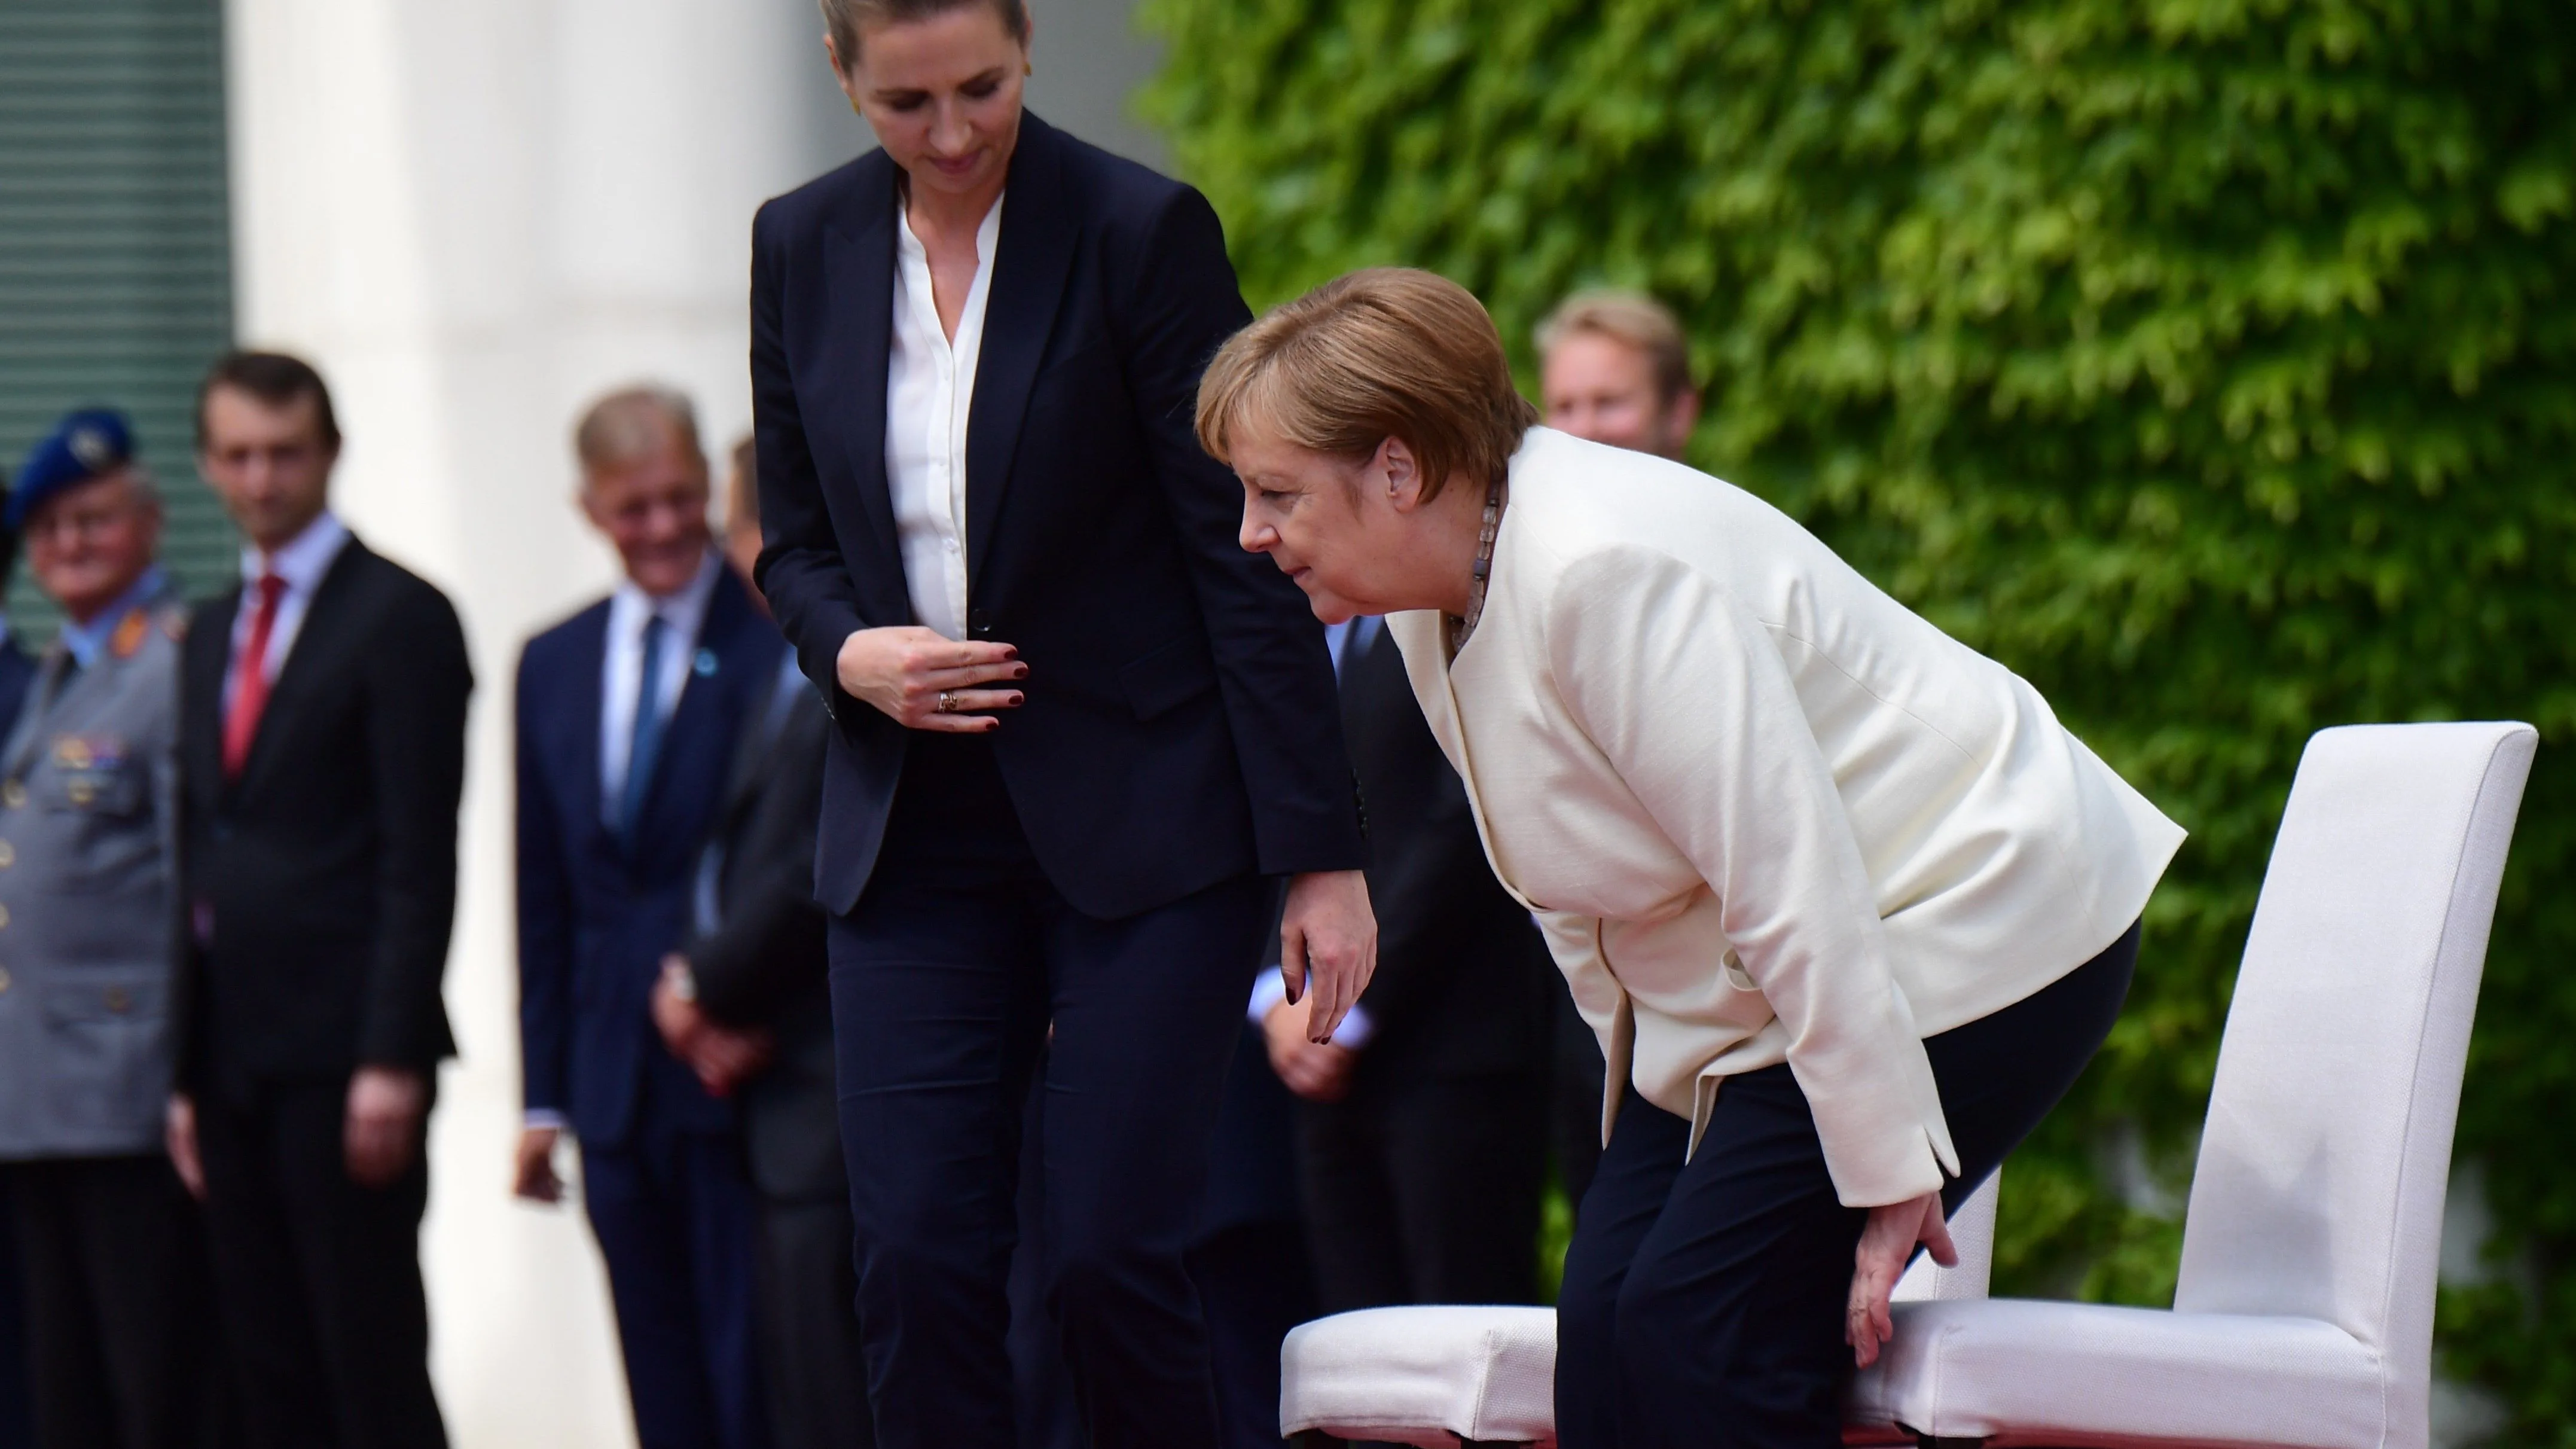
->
xmin=1530 ymin=290 xmax=1700 ymax=1211
xmin=512 ymin=388 xmax=773 ymax=1449
xmin=646 ymin=437 xmax=870 ymax=1449
xmin=168 ymin=352 xmax=472 ymax=1449
xmin=1259 ymin=614 xmax=1555 ymax=1310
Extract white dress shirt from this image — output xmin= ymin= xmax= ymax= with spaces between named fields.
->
xmin=886 ymin=193 xmax=1005 ymax=640
xmin=224 ymin=509 xmax=352 ymax=713
xmin=599 ymin=550 xmax=724 ymax=820
xmin=1392 ymin=429 xmax=2185 ymax=1207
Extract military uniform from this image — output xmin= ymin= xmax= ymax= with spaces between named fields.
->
xmin=0 ymin=582 xmax=188 ymax=1154
xmin=0 ymin=575 xmax=224 ymax=1449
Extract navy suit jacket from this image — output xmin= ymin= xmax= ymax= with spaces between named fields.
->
xmin=751 ymin=113 xmax=1365 ymax=919
xmin=514 ymin=567 xmax=776 ymax=1148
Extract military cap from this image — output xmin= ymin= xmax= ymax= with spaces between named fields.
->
xmin=10 ymin=408 xmax=135 ymax=530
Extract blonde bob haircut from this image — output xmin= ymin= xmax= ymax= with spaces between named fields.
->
xmin=1196 ymin=267 xmax=1539 ymax=504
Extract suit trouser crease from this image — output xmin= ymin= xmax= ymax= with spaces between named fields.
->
xmin=194 ymin=1081 xmax=445 ymax=1449
xmin=1298 ymin=1073 xmax=1549 ymax=1313
xmin=755 ymin=1193 xmax=875 ymax=1449
xmin=1554 ymin=920 xmax=2141 ymax=1449
xmin=578 ymin=1076 xmax=769 ymax=1449
xmin=828 ymin=734 xmax=1268 ymax=1449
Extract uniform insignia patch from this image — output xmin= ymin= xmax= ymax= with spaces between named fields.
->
xmin=111 ymin=608 xmax=149 ymax=660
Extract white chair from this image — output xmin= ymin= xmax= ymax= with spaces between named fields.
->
xmin=1279 ymin=721 xmax=2538 ymax=1449
xmin=1851 ymin=720 xmax=2536 ymax=1448
xmin=1278 ymin=1173 xmax=2005 ymax=1447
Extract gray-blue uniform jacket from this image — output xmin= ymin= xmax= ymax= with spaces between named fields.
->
xmin=0 ymin=579 xmax=187 ymax=1160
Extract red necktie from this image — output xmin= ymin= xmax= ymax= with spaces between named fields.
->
xmin=223 ymin=573 xmax=288 ymax=779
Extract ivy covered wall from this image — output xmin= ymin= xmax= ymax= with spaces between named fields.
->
xmin=1139 ymin=0 xmax=2576 ymax=1432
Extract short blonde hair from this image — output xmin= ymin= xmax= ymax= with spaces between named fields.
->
xmin=1197 ymin=268 xmax=1539 ymax=503
xmin=573 ymin=385 xmax=706 ymax=479
xmin=1536 ymin=290 xmax=1693 ymax=405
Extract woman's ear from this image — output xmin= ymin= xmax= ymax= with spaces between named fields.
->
xmin=1379 ymin=437 xmax=1425 ymax=510
xmin=825 ymin=33 xmax=861 ymax=108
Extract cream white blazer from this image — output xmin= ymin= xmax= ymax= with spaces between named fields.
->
xmin=1390 ymin=429 xmax=2185 ymax=1207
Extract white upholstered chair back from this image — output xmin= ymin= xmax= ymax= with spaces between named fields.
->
xmin=2172 ymin=723 xmax=2535 ymax=1424
xmin=1892 ymin=1167 xmax=1998 ymax=1304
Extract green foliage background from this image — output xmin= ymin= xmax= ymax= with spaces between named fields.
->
xmin=1139 ymin=0 xmax=2576 ymax=1432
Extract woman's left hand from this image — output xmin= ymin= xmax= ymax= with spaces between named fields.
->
xmin=1847 ymin=1190 xmax=1956 ymax=1368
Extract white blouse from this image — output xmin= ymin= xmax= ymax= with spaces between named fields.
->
xmin=886 ymin=193 xmax=1003 ymax=640
xmin=1391 ymin=429 xmax=2186 ymax=1207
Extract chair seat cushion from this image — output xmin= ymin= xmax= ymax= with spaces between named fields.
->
xmin=1848 ymin=1299 xmax=2386 ymax=1448
xmin=1279 ymin=1305 xmax=1558 ymax=1447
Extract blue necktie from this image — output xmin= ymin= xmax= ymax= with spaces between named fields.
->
xmin=620 ymin=615 xmax=668 ymax=847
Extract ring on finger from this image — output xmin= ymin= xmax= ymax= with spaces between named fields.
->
xmin=936 ymin=690 xmax=958 ymax=713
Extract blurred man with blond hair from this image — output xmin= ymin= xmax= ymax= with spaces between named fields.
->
xmin=513 ymin=385 xmax=776 ymax=1449
xmin=1537 ymin=289 xmax=1700 ymax=461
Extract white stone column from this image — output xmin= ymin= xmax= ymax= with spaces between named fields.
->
xmin=224 ymin=3 xmax=856 ymax=1443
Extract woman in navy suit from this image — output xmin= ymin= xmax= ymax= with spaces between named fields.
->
xmin=749 ymin=3 xmax=1375 ymax=1445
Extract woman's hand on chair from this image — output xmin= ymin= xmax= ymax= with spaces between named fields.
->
xmin=1848 ymin=1190 xmax=1956 ymax=1369
xmin=835 ymin=626 xmax=1026 ymax=731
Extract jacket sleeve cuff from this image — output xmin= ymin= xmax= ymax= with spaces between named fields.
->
xmin=790 ymin=600 xmax=869 ymax=721
xmin=1802 ymin=1047 xmax=1961 ymax=1209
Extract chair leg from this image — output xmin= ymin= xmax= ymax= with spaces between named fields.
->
xmin=1913 ymin=1438 xmax=1988 ymax=1449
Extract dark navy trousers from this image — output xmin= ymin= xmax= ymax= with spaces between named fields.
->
xmin=828 ymin=734 xmax=1271 ymax=1449
xmin=578 ymin=1062 xmax=767 ymax=1449
xmin=1557 ymin=920 xmax=2141 ymax=1449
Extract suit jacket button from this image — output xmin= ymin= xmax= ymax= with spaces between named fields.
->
xmin=968 ymin=610 xmax=994 ymax=640
xmin=0 ymin=905 xmax=11 ymax=929
xmin=0 ymin=840 xmax=14 ymax=867
xmin=1 ymin=782 xmax=23 ymax=810
xmin=0 ymin=967 xmax=11 ymax=995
